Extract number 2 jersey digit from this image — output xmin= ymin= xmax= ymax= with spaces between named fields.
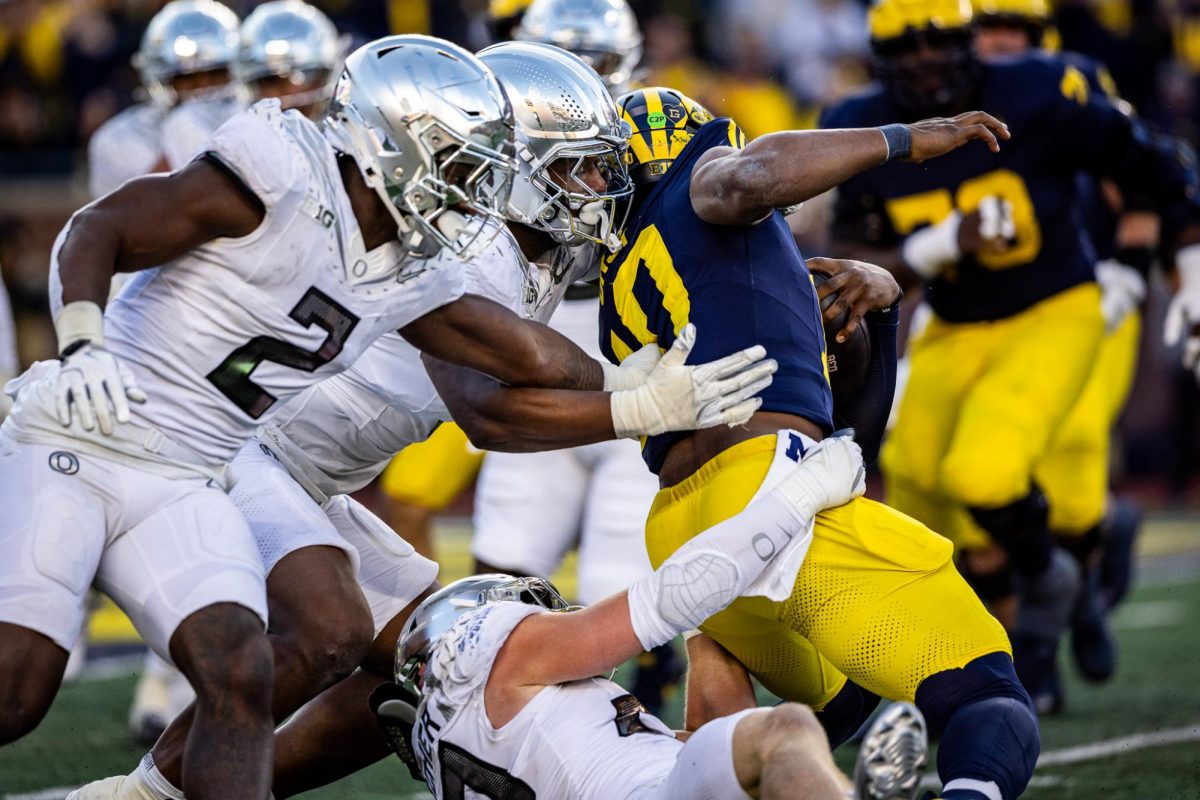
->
xmin=598 ymin=118 xmax=834 ymax=475
xmin=57 ymin=99 xmax=466 ymax=466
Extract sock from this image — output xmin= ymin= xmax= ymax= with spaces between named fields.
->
xmin=814 ymin=679 xmax=880 ymax=748
xmin=136 ymin=753 xmax=185 ymax=800
xmin=915 ymin=653 xmax=1040 ymax=800
xmin=967 ymin=487 xmax=1052 ymax=578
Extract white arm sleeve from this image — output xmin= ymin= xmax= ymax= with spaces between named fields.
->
xmin=626 ymin=490 xmax=812 ymax=650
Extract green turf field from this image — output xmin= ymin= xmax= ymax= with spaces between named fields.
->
xmin=2 ymin=515 xmax=1198 ymax=799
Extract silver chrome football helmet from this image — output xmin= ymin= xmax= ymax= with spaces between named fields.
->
xmin=235 ymin=0 xmax=346 ymax=111
xmin=323 ymin=36 xmax=517 ymax=259
xmin=396 ymin=575 xmax=573 ymax=691
xmin=514 ymin=0 xmax=644 ymax=96
xmin=135 ymin=0 xmax=240 ymax=109
xmin=478 ymin=41 xmax=633 ymax=253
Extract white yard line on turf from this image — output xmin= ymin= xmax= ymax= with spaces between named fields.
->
xmin=918 ymin=722 xmax=1200 ymax=790
xmin=1111 ymin=599 xmax=1187 ymax=630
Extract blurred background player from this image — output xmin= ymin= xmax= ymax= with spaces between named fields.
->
xmin=234 ymin=0 xmax=346 ymax=121
xmin=87 ymin=0 xmax=239 ymax=199
xmin=823 ymin=0 xmax=1200 ymax=710
xmin=972 ymin=0 xmax=1152 ymax=709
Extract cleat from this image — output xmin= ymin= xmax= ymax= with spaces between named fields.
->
xmin=854 ymin=701 xmax=928 ymax=800
xmin=1099 ymin=498 xmax=1141 ymax=612
xmin=1069 ymin=567 xmax=1116 ymax=682
xmin=1030 ymin=661 xmax=1064 ymax=716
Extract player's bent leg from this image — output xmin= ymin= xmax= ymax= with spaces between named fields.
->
xmin=0 ymin=623 xmax=68 ymax=743
xmin=658 ymin=706 xmax=849 ymax=800
xmin=915 ymin=653 xmax=1039 ymax=800
xmin=170 ymin=603 xmax=275 ymax=800
xmin=272 ymin=583 xmax=437 ymax=797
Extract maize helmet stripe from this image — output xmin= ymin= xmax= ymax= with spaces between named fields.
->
xmin=617 ymin=86 xmax=714 ymax=187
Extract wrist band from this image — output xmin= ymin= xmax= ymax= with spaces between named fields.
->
xmin=880 ymin=124 xmax=912 ymax=162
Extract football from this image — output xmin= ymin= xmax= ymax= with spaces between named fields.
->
xmin=811 ymin=270 xmax=871 ymax=408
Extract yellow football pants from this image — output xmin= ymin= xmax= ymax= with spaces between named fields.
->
xmin=882 ymin=283 xmax=1105 ymax=549
xmin=379 ymin=423 xmax=485 ymax=511
xmin=1036 ymin=311 xmax=1140 ymax=535
xmin=646 ymin=435 xmax=1010 ymax=706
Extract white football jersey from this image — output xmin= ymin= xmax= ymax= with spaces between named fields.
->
xmin=259 ymin=228 xmax=601 ymax=500
xmin=413 ymin=602 xmax=682 ymax=800
xmin=162 ymin=93 xmax=246 ymax=169
xmin=87 ymin=103 xmax=165 ymax=198
xmin=26 ymin=100 xmax=465 ymax=467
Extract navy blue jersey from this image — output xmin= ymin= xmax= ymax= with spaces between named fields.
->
xmin=823 ymin=53 xmax=1137 ymax=322
xmin=599 ymin=118 xmax=834 ymax=474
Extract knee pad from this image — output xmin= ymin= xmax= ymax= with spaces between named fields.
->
xmin=967 ymin=488 xmax=1051 ymax=577
xmin=916 ymin=654 xmax=1040 ymax=800
xmin=814 ymin=679 xmax=880 ymax=749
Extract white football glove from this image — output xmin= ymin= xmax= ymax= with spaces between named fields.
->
xmin=902 ymin=211 xmax=962 ymax=280
xmin=609 ymin=323 xmax=777 ymax=438
xmin=775 ymin=432 xmax=867 ymax=519
xmin=1163 ymin=244 xmax=1200 ymax=381
xmin=55 ymin=343 xmax=147 ymax=435
xmin=600 ymin=342 xmax=663 ymax=391
xmin=977 ymin=195 xmax=1015 ymax=243
xmin=1095 ymin=259 xmax=1147 ymax=333
xmin=53 ymin=300 xmax=146 ymax=436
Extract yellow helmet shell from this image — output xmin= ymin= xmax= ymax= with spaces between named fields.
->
xmin=868 ymin=0 xmax=974 ymax=43
xmin=973 ymin=0 xmax=1049 ymax=23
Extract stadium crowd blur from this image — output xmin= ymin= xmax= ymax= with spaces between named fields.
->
xmin=2 ymin=0 xmax=1200 ymax=496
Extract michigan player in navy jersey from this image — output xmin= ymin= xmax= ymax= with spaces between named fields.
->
xmin=972 ymin=0 xmax=1156 ymax=709
xmin=599 ymin=86 xmax=1048 ymax=799
xmin=823 ymin=0 xmax=1200 ymax=714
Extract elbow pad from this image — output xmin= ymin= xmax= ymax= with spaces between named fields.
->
xmin=626 ymin=491 xmax=808 ymax=650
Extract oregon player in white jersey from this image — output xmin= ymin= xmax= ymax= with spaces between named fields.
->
xmin=0 ymin=36 xmax=521 ymax=800
xmin=386 ymin=438 xmax=926 ymax=800
xmin=63 ymin=43 xmax=778 ymax=800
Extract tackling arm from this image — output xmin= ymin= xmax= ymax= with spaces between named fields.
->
xmin=485 ymin=436 xmax=866 ymax=726
xmin=421 ymin=354 xmax=617 ymax=451
xmin=683 ymin=633 xmax=757 ymax=732
xmin=399 ymin=294 xmax=606 ymax=391
xmin=690 ymin=112 xmax=1010 ymax=227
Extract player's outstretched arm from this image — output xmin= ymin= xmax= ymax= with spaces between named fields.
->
xmin=690 ymin=112 xmax=1010 ymax=227
xmin=422 ymin=322 xmax=777 ymax=450
xmin=484 ymin=436 xmax=865 ymax=726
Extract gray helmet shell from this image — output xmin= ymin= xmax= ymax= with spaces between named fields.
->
xmin=235 ymin=0 xmax=345 ymax=106
xmin=479 ymin=41 xmax=632 ymax=252
xmin=396 ymin=574 xmax=573 ymax=690
xmin=515 ymin=0 xmax=643 ymax=95
xmin=323 ymin=35 xmax=517 ymax=258
xmin=135 ymin=0 xmax=240 ymax=108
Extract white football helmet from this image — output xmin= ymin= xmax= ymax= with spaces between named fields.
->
xmin=235 ymin=0 xmax=347 ymax=111
xmin=135 ymin=0 xmax=240 ymax=109
xmin=396 ymin=574 xmax=573 ymax=692
xmin=323 ymin=35 xmax=517 ymax=259
xmin=478 ymin=41 xmax=633 ymax=252
xmin=515 ymin=0 xmax=644 ymax=95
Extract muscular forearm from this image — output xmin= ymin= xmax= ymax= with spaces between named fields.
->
xmin=402 ymin=295 xmax=605 ymax=391
xmin=53 ymin=210 xmax=124 ymax=309
xmin=734 ymin=129 xmax=891 ymax=213
xmin=424 ymin=356 xmax=616 ymax=451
